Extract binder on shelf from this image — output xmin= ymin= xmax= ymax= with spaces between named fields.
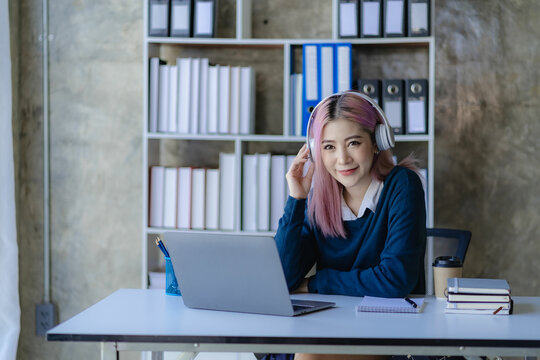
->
xmin=229 ymin=66 xmax=241 ymax=134
xmin=177 ymin=167 xmax=192 ymax=229
xmin=320 ymin=44 xmax=335 ymax=99
xmin=163 ymin=167 xmax=178 ymax=228
xmin=335 ymin=43 xmax=352 ymax=92
xmin=294 ymin=73 xmax=303 ymax=136
xmin=198 ymin=58 xmax=209 ymax=134
xmin=219 ymin=153 xmax=237 ymax=231
xmin=242 ymin=154 xmax=258 ymax=232
xmin=148 ymin=0 xmax=170 ymax=37
xmin=191 ymin=168 xmax=206 ymax=229
xmin=207 ymin=65 xmax=220 ymax=134
xmin=338 ymin=0 xmax=359 ymax=38
xmin=408 ymin=0 xmax=430 ymax=37
xmin=193 ymin=0 xmax=216 ymax=38
xmin=357 ymin=79 xmax=380 ymax=104
xmin=302 ymin=44 xmax=320 ymax=136
xmin=360 ymin=0 xmax=382 ymax=38
xmin=257 ymin=153 xmax=271 ymax=232
xmin=149 ymin=166 xmax=165 ymax=227
xmin=382 ymin=79 xmax=404 ymax=134
xmin=405 ymin=79 xmax=428 ymax=134
xmin=239 ymin=66 xmax=255 ymax=135
xmin=158 ymin=64 xmax=170 ymax=132
xmin=205 ymin=169 xmax=220 ymax=230
xmin=170 ymin=0 xmax=193 ymax=37
xmin=383 ymin=0 xmax=406 ymax=37
xmin=270 ymin=155 xmax=287 ymax=231
xmin=218 ymin=65 xmax=231 ymax=134
xmin=190 ymin=58 xmax=201 ymax=134
xmin=177 ymin=58 xmax=192 ymax=133
xmin=168 ymin=65 xmax=178 ymax=133
xmin=149 ymin=58 xmax=165 ymax=133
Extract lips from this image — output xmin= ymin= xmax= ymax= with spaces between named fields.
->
xmin=338 ymin=167 xmax=358 ymax=176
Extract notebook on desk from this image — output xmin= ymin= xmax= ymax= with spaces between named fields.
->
xmin=164 ymin=232 xmax=335 ymax=316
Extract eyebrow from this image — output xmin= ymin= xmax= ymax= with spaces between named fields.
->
xmin=321 ymin=134 xmax=365 ymax=144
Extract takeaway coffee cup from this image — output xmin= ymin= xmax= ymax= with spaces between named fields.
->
xmin=433 ymin=256 xmax=463 ymax=298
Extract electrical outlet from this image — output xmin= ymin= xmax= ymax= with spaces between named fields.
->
xmin=36 ymin=303 xmax=55 ymax=336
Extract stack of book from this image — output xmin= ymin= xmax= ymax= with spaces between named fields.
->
xmin=445 ymin=277 xmax=513 ymax=315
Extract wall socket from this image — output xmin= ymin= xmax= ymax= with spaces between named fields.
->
xmin=36 ymin=303 xmax=56 ymax=336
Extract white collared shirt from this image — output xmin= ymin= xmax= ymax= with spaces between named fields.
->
xmin=341 ymin=179 xmax=384 ymax=220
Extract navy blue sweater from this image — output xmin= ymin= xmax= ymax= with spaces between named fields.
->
xmin=275 ymin=166 xmax=426 ymax=297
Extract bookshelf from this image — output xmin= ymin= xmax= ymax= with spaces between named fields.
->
xmin=142 ymin=0 xmax=436 ymax=291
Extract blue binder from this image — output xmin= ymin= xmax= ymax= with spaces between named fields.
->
xmin=302 ymin=44 xmax=321 ymax=136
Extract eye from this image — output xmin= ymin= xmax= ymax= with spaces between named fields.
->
xmin=323 ymin=144 xmax=334 ymax=150
xmin=348 ymin=140 xmax=361 ymax=147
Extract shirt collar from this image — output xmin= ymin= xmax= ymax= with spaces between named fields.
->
xmin=341 ymin=179 xmax=384 ymax=221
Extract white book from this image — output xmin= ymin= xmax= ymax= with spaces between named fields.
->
xmin=239 ymin=67 xmax=255 ymax=134
xmin=199 ymin=58 xmax=209 ymax=134
xmin=163 ymin=167 xmax=178 ymax=228
xmin=190 ymin=58 xmax=201 ymax=134
xmin=177 ymin=167 xmax=192 ymax=229
xmin=158 ymin=64 xmax=169 ymax=133
xmin=270 ymin=155 xmax=286 ymax=231
xmin=207 ymin=65 xmax=220 ymax=134
xmin=219 ymin=153 xmax=237 ymax=231
xmin=191 ymin=168 xmax=206 ymax=229
xmin=218 ymin=65 xmax=231 ymax=134
xmin=257 ymin=153 xmax=271 ymax=231
xmin=149 ymin=57 xmax=162 ymax=133
xmin=168 ymin=65 xmax=178 ymax=133
xmin=177 ymin=58 xmax=192 ymax=134
xmin=320 ymin=45 xmax=334 ymax=98
xmin=149 ymin=166 xmax=165 ymax=227
xmin=295 ymin=73 xmax=303 ymax=136
xmin=229 ymin=66 xmax=241 ymax=134
xmin=286 ymin=155 xmax=295 ymax=199
xmin=205 ymin=169 xmax=220 ymax=230
xmin=242 ymin=154 xmax=258 ymax=232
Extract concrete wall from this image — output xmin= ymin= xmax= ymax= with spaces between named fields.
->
xmin=11 ymin=0 xmax=540 ymax=359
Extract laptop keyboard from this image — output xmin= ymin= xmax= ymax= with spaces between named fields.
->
xmin=293 ymin=304 xmax=314 ymax=311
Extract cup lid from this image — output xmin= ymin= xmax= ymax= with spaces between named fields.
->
xmin=432 ymin=256 xmax=462 ymax=267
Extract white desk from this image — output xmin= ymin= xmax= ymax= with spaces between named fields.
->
xmin=47 ymin=289 xmax=540 ymax=359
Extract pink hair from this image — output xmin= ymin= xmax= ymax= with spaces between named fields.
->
xmin=307 ymin=91 xmax=419 ymax=238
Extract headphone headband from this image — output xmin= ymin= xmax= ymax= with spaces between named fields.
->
xmin=306 ymin=91 xmax=395 ymax=158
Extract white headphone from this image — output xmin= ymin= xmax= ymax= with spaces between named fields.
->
xmin=306 ymin=91 xmax=395 ymax=159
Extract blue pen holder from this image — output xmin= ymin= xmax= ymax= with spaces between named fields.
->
xmin=165 ymin=257 xmax=181 ymax=296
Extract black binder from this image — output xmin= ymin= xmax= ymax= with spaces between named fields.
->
xmin=383 ymin=0 xmax=406 ymax=37
xmin=405 ymin=79 xmax=428 ymax=134
xmin=381 ymin=79 xmax=404 ymax=134
xmin=193 ymin=0 xmax=217 ymax=38
xmin=360 ymin=0 xmax=382 ymax=38
xmin=148 ymin=0 xmax=171 ymax=37
xmin=408 ymin=0 xmax=430 ymax=36
xmin=356 ymin=79 xmax=381 ymax=104
xmin=338 ymin=0 xmax=359 ymax=38
xmin=170 ymin=0 xmax=193 ymax=37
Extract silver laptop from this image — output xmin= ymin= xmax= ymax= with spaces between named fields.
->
xmin=164 ymin=232 xmax=335 ymax=316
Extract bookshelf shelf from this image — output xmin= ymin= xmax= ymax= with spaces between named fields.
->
xmin=142 ymin=0 xmax=436 ymax=296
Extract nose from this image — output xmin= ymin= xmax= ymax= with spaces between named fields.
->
xmin=336 ymin=146 xmax=351 ymax=164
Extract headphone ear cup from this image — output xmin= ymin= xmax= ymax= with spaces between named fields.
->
xmin=375 ymin=123 xmax=391 ymax=151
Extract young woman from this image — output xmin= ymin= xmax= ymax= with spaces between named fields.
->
xmin=263 ymin=91 xmax=427 ymax=360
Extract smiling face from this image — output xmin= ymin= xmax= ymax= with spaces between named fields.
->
xmin=320 ymin=118 xmax=378 ymax=194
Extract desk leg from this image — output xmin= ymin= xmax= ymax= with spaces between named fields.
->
xmin=101 ymin=342 xmax=118 ymax=360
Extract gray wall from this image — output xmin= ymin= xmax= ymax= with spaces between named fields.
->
xmin=10 ymin=0 xmax=540 ymax=359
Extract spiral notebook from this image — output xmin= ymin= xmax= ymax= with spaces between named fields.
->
xmin=356 ymin=296 xmax=425 ymax=313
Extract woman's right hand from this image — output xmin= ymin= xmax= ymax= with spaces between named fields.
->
xmin=286 ymin=144 xmax=315 ymax=200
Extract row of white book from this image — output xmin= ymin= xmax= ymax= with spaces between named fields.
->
xmin=148 ymin=153 xmax=298 ymax=232
xmin=149 ymin=57 xmax=255 ymax=135
xmin=445 ymin=277 xmax=513 ymax=315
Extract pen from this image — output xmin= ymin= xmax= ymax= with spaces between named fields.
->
xmin=154 ymin=237 xmax=170 ymax=258
xmin=493 ymin=306 xmax=503 ymax=315
xmin=404 ymin=297 xmax=418 ymax=308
